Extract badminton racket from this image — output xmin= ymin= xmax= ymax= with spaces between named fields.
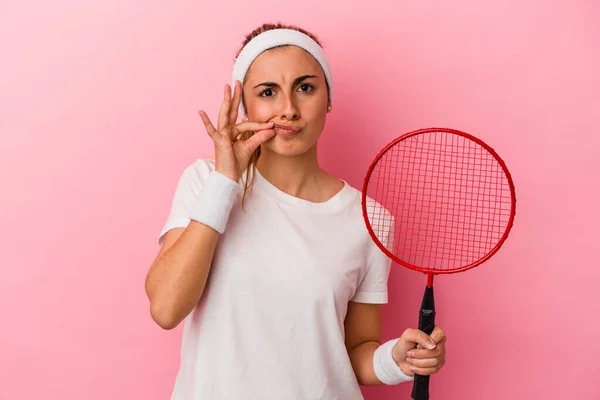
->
xmin=361 ymin=127 xmax=516 ymax=400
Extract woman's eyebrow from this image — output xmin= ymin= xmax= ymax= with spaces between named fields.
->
xmin=253 ymin=75 xmax=319 ymax=89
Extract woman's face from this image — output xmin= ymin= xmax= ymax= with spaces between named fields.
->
xmin=242 ymin=45 xmax=331 ymax=157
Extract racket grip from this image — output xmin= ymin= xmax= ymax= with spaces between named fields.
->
xmin=411 ymin=286 xmax=436 ymax=400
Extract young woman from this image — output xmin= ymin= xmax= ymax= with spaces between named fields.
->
xmin=145 ymin=23 xmax=447 ymax=399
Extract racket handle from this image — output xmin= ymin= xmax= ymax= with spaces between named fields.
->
xmin=411 ymin=286 xmax=436 ymax=400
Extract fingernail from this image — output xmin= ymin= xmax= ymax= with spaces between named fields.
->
xmin=407 ymin=351 xmax=414 ymax=358
xmin=409 ymin=366 xmax=417 ymax=372
xmin=426 ymin=342 xmax=436 ymax=349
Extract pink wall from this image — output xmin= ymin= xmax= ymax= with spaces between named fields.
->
xmin=1 ymin=0 xmax=598 ymax=399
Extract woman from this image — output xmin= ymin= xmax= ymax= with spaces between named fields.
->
xmin=145 ymin=23 xmax=447 ymax=399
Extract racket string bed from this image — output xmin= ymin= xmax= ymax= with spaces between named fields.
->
xmin=364 ymin=129 xmax=514 ymax=273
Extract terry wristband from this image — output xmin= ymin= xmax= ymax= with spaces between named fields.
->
xmin=373 ymin=338 xmax=414 ymax=385
xmin=189 ymin=171 xmax=240 ymax=234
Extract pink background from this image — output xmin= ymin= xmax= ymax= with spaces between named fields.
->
xmin=1 ymin=0 xmax=599 ymax=399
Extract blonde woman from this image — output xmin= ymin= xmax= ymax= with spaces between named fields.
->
xmin=145 ymin=23 xmax=447 ymax=400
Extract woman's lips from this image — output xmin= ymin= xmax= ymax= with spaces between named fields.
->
xmin=273 ymin=123 xmax=301 ymax=135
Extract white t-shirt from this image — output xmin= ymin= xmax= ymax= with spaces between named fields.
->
xmin=158 ymin=159 xmax=392 ymax=400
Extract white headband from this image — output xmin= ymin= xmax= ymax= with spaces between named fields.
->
xmin=232 ymin=28 xmax=333 ymax=116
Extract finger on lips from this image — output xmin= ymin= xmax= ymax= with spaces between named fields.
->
xmin=198 ymin=81 xmax=283 ymax=147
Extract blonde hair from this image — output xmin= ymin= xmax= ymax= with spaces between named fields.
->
xmin=234 ymin=23 xmax=324 ymax=207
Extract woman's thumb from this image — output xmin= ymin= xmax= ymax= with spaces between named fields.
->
xmin=243 ymin=128 xmax=276 ymax=152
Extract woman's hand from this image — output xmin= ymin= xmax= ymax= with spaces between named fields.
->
xmin=392 ymin=325 xmax=447 ymax=377
xmin=198 ymin=80 xmax=275 ymax=182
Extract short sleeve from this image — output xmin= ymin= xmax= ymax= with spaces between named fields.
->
xmin=351 ymin=246 xmax=392 ymax=304
xmin=351 ymin=206 xmax=395 ymax=304
xmin=157 ymin=159 xmax=215 ymax=246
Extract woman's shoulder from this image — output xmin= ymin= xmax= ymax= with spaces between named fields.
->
xmin=181 ymin=157 xmax=216 ymax=177
xmin=191 ymin=157 xmax=216 ymax=171
xmin=168 ymin=158 xmax=217 ymax=191
xmin=332 ymin=176 xmax=393 ymax=229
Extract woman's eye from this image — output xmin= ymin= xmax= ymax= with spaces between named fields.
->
xmin=299 ymin=84 xmax=313 ymax=92
xmin=260 ymin=88 xmax=274 ymax=97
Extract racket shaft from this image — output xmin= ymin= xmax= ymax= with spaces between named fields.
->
xmin=412 ymin=286 xmax=435 ymax=400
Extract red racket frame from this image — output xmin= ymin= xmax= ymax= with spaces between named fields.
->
xmin=361 ymin=127 xmax=517 ymax=283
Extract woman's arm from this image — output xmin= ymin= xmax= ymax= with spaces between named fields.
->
xmin=345 ymin=302 xmax=410 ymax=385
xmin=345 ymin=302 xmax=447 ymax=385
xmin=145 ymin=221 xmax=219 ymax=330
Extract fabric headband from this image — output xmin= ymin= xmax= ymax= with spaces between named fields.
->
xmin=232 ymin=28 xmax=333 ymax=116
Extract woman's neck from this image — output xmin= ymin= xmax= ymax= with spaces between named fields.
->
xmin=255 ymin=145 xmax=331 ymax=201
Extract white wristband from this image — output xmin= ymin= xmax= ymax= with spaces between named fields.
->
xmin=373 ymin=338 xmax=414 ymax=385
xmin=189 ymin=171 xmax=240 ymax=234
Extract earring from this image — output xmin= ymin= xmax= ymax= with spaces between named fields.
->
xmin=327 ymin=105 xmax=332 ymax=111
